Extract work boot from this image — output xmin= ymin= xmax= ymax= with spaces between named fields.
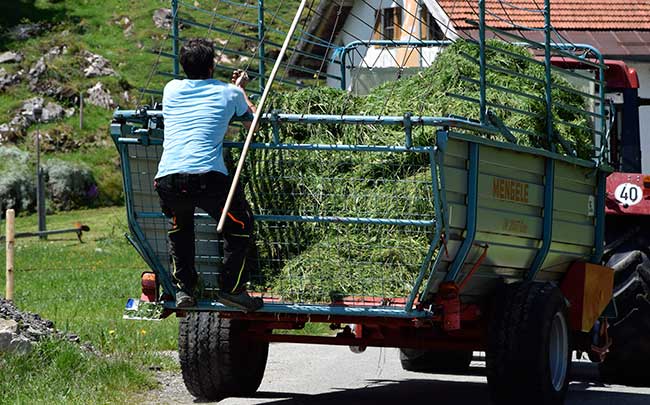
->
xmin=175 ymin=290 xmax=196 ymax=308
xmin=217 ymin=289 xmax=263 ymax=312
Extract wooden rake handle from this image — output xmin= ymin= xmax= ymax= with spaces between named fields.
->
xmin=217 ymin=0 xmax=309 ymax=233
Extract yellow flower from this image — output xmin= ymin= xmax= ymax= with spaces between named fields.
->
xmin=140 ymin=329 xmax=147 ymax=335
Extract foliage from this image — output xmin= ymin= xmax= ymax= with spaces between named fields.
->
xmin=0 ymin=147 xmax=35 ymax=216
xmin=44 ymin=158 xmax=97 ymax=210
xmin=0 ymin=338 xmax=155 ymax=405
xmin=0 ymin=146 xmax=98 ymax=215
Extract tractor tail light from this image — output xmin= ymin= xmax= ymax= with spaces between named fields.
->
xmin=141 ymin=272 xmax=158 ymax=302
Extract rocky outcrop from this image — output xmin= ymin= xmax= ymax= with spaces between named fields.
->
xmin=0 ymin=51 xmax=23 ymax=64
xmin=0 ymin=67 xmax=22 ymax=91
xmin=82 ymin=51 xmax=115 ymax=78
xmin=86 ymin=82 xmax=115 ymax=109
xmin=115 ymin=16 xmax=134 ymax=37
xmin=0 ymin=299 xmax=82 ymax=355
xmin=19 ymin=97 xmax=74 ymax=123
xmin=153 ymin=8 xmax=185 ymax=30
xmin=28 ymin=57 xmax=48 ymax=85
xmin=0 ymin=318 xmax=32 ymax=354
xmin=0 ymin=98 xmax=74 ymax=144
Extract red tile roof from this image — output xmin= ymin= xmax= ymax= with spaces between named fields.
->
xmin=437 ymin=0 xmax=650 ymax=30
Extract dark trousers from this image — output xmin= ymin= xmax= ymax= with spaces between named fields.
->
xmin=155 ymin=171 xmax=254 ymax=294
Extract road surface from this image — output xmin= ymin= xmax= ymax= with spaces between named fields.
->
xmin=147 ymin=344 xmax=650 ymax=404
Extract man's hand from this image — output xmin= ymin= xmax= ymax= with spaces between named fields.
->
xmin=231 ymin=69 xmax=250 ymax=89
xmin=231 ymin=69 xmax=256 ymax=131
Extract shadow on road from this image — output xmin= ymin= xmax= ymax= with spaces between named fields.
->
xmin=249 ymin=378 xmax=490 ymax=405
xmin=234 ymin=362 xmax=650 ymax=405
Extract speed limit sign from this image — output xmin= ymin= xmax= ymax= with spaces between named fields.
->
xmin=614 ymin=183 xmax=643 ymax=206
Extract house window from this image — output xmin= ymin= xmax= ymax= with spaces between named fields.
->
xmin=421 ymin=6 xmax=445 ymax=40
xmin=374 ymin=7 xmax=402 ymax=40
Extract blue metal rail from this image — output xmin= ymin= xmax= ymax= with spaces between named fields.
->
xmin=118 ymin=0 xmax=611 ymax=319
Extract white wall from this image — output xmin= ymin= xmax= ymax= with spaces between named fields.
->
xmin=326 ymin=0 xmax=446 ymax=90
xmin=626 ymin=62 xmax=650 ymax=173
xmin=326 ymin=0 xmax=375 ymax=88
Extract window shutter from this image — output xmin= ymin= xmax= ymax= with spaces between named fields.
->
xmin=373 ymin=9 xmax=382 ymax=40
xmin=393 ymin=8 xmax=402 ymax=40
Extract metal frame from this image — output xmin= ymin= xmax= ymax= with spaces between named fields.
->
xmin=113 ymin=108 xmax=607 ymax=317
xmin=336 ymin=39 xmax=453 ymax=90
xmin=112 ymin=111 xmax=462 ymax=318
xmin=117 ymin=0 xmax=612 ymax=323
xmin=444 ymin=143 xmax=479 ymax=283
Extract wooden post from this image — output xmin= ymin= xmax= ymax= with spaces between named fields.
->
xmin=217 ymin=0 xmax=309 ymax=233
xmin=5 ymin=209 xmax=15 ymax=301
xmin=79 ymin=92 xmax=84 ymax=130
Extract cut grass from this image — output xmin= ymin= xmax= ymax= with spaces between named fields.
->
xmin=256 ymin=39 xmax=594 ymax=299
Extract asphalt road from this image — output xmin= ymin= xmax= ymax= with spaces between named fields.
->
xmin=149 ymin=344 xmax=650 ymax=405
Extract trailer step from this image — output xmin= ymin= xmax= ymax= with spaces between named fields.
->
xmin=163 ymin=300 xmax=434 ymax=318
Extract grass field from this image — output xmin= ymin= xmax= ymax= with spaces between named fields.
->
xmin=0 ymin=206 xmax=332 ymax=403
xmin=0 ymin=207 xmax=178 ymax=404
xmin=0 ymin=0 xmax=298 ymax=210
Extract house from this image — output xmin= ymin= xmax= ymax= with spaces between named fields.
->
xmin=296 ymin=0 xmax=650 ymax=170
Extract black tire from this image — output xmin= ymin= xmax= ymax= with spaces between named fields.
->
xmin=178 ymin=311 xmax=269 ymax=401
xmin=599 ymin=247 xmax=650 ymax=386
xmin=487 ymin=282 xmax=571 ymax=405
xmin=399 ymin=349 xmax=472 ymax=374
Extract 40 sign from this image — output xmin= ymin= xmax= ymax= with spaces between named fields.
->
xmin=605 ymin=173 xmax=650 ymax=216
xmin=614 ymin=182 xmax=643 ymax=207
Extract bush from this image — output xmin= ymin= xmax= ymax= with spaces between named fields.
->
xmin=0 ymin=147 xmax=98 ymax=216
xmin=44 ymin=159 xmax=98 ymax=211
xmin=0 ymin=147 xmax=36 ymax=216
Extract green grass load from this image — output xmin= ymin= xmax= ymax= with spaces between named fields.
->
xmin=245 ymin=40 xmax=594 ymax=302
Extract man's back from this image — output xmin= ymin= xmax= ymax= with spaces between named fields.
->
xmin=156 ymin=79 xmax=249 ymax=179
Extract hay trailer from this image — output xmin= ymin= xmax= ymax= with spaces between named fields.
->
xmin=112 ymin=0 xmax=618 ymax=403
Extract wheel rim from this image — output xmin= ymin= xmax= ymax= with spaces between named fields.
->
xmin=549 ymin=312 xmax=569 ymax=391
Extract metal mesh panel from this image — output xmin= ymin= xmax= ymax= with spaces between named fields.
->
xmin=121 ymin=136 xmax=437 ymax=305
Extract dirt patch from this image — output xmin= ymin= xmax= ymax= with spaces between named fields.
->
xmin=140 ymin=351 xmax=196 ymax=405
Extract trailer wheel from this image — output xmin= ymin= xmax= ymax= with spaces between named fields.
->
xmin=178 ymin=312 xmax=268 ymax=401
xmin=599 ymin=247 xmax=650 ymax=386
xmin=487 ymin=282 xmax=570 ymax=405
xmin=399 ymin=349 xmax=472 ymax=374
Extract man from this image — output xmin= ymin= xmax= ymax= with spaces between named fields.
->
xmin=154 ymin=38 xmax=262 ymax=311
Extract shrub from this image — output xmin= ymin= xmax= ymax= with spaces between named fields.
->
xmin=44 ymin=159 xmax=98 ymax=211
xmin=0 ymin=147 xmax=35 ymax=216
xmin=0 ymin=147 xmax=98 ymax=216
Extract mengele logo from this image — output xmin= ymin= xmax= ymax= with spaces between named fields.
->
xmin=492 ymin=178 xmax=529 ymax=203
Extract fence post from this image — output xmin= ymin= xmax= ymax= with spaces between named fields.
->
xmin=5 ymin=209 xmax=15 ymax=301
xmin=258 ymin=0 xmax=266 ymax=92
xmin=172 ymin=0 xmax=180 ymax=76
xmin=79 ymin=91 xmax=84 ymax=130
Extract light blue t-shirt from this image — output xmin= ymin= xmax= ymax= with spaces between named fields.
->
xmin=155 ymin=79 xmax=250 ymax=179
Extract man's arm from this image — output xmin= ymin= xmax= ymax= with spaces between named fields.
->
xmin=231 ymin=70 xmax=256 ymax=131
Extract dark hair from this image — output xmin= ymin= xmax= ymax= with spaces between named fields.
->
xmin=179 ymin=38 xmax=215 ymax=79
